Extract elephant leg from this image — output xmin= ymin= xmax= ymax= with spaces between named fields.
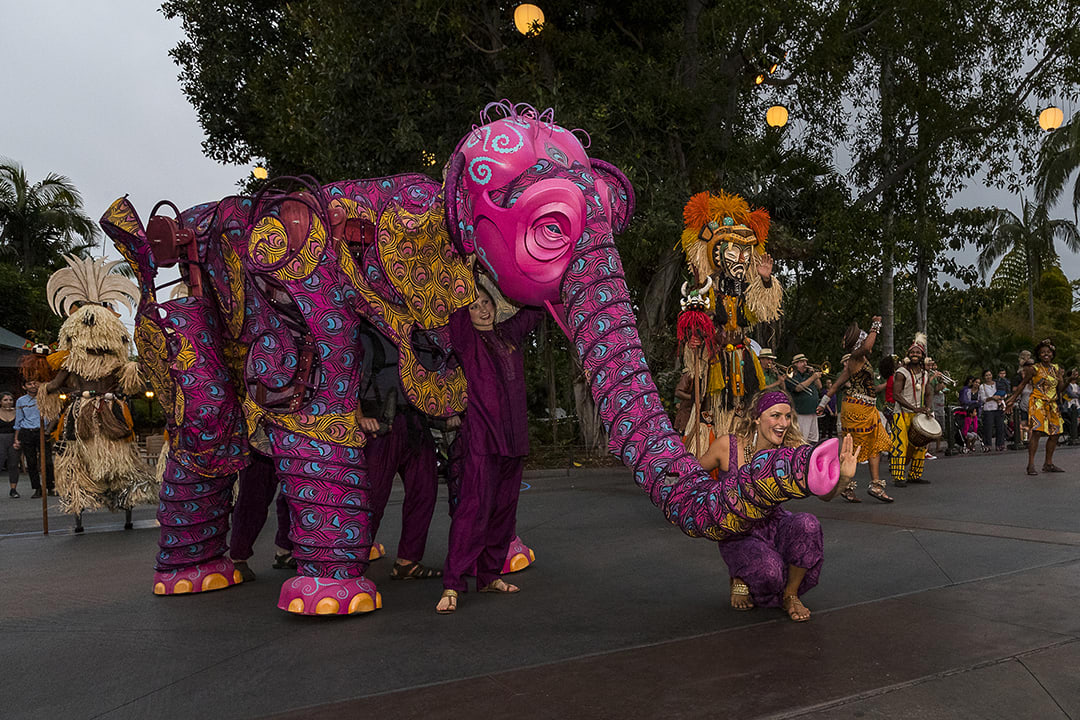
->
xmin=153 ymin=457 xmax=241 ymax=595
xmin=270 ymin=432 xmax=381 ymax=616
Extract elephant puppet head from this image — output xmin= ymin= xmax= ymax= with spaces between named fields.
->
xmin=445 ymin=100 xmax=634 ymax=307
xmin=448 ymin=102 xmax=745 ymax=537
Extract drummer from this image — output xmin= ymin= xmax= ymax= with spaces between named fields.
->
xmin=890 ymin=333 xmax=934 ymax=487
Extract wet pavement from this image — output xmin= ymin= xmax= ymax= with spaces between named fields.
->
xmin=2 ymin=445 xmax=1078 ymax=719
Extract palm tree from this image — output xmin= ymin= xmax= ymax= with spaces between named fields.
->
xmin=1036 ymin=115 xmax=1080 ymax=217
xmin=0 ymin=160 xmax=99 ymax=272
xmin=978 ymin=199 xmax=1080 ymax=334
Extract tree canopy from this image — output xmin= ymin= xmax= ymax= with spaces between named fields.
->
xmin=160 ymin=0 xmax=1080 ymax=423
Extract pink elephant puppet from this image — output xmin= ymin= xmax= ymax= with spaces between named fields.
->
xmin=105 ymin=101 xmax=839 ymax=618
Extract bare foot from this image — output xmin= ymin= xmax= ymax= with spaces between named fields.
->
xmin=730 ymin=578 xmax=754 ymax=610
xmin=782 ymin=594 xmax=811 ymax=622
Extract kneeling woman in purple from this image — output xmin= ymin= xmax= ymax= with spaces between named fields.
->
xmin=698 ymin=391 xmax=856 ymax=622
xmin=437 ymin=285 xmax=543 ymax=614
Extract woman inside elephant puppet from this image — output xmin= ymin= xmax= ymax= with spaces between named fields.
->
xmin=696 ymin=390 xmax=857 ymax=622
xmin=436 ymin=283 xmax=544 ymax=614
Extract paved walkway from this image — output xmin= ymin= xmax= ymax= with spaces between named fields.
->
xmin=2 ymin=446 xmax=1078 ymax=719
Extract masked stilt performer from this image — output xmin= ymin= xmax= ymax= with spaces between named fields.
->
xmin=678 ymin=191 xmax=783 ymax=435
xmin=698 ymin=390 xmax=854 ymax=621
xmin=35 ymin=256 xmax=157 ymax=529
xmin=889 ymin=333 xmax=932 ymax=487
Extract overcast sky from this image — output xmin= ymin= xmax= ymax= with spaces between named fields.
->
xmin=2 ymin=0 xmax=1077 ymax=335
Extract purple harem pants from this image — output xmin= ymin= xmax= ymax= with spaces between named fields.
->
xmin=229 ymin=453 xmax=292 ymax=561
xmin=367 ymin=412 xmax=439 ymax=563
xmin=717 ymin=508 xmax=823 ymax=607
xmin=442 ymin=452 xmax=523 ymax=593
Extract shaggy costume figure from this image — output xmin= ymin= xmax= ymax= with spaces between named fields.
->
xmin=678 ymin=190 xmax=783 ymax=434
xmin=40 ymin=256 xmax=156 ymax=515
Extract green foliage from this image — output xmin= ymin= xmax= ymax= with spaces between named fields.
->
xmin=160 ymin=0 xmax=1080 ymax=451
xmin=0 ymin=160 xmax=99 ymax=336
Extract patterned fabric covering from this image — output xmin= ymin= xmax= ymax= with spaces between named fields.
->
xmin=889 ymin=412 xmax=927 ymax=482
xmin=101 ymin=198 xmax=248 ymax=573
xmin=1029 ymin=363 xmax=1063 ymax=436
xmin=840 ymin=398 xmax=890 ymax=467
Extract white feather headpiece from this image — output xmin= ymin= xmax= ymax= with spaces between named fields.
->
xmin=46 ymin=254 xmax=140 ymax=317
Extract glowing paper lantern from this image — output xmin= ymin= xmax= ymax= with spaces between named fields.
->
xmin=514 ymin=4 xmax=544 ymax=35
xmin=766 ymin=105 xmax=789 ymax=128
xmin=1038 ymin=107 xmax=1064 ymax=131
xmin=252 ymin=166 xmax=269 ymax=180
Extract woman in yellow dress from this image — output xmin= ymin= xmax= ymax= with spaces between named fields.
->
xmin=1006 ymin=338 xmax=1065 ymax=475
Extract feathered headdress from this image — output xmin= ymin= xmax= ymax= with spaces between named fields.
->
xmin=908 ymin=332 xmax=928 ymax=355
xmin=680 ymin=190 xmax=771 ymax=281
xmin=681 ymin=190 xmax=771 ymax=255
xmin=46 ymin=254 xmax=139 ymax=317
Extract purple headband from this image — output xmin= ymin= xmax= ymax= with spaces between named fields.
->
xmin=757 ymin=391 xmax=790 ymax=414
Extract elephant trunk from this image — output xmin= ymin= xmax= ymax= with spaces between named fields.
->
xmin=559 ymin=234 xmax=828 ymax=540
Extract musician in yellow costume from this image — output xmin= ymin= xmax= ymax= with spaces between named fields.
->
xmin=889 ymin=333 xmax=932 ymax=487
xmin=679 ymin=191 xmax=783 ymax=434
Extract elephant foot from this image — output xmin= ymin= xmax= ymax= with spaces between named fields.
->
xmin=277 ymin=576 xmax=382 ymax=616
xmin=368 ymin=542 xmax=387 ymax=561
xmin=153 ymin=557 xmax=244 ymax=596
xmin=808 ymin=438 xmax=841 ymax=497
xmin=502 ymin=535 xmax=535 ymax=574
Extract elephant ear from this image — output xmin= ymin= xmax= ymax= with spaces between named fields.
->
xmin=444 ymin=152 xmax=474 ymax=255
xmin=590 ymin=158 xmax=635 ymax=234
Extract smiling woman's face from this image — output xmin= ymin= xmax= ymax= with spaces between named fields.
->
xmin=756 ymin=403 xmax=792 ymax=447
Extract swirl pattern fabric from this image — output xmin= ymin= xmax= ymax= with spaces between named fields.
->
xmin=100 ymin=198 xmax=247 ymax=572
xmin=561 ymin=230 xmax=816 ymax=540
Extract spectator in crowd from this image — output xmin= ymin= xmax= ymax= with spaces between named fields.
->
xmin=1062 ymin=368 xmax=1080 ymax=444
xmin=958 ymin=376 xmax=981 ymax=451
xmin=0 ymin=391 xmax=19 ymax=498
xmin=978 ymin=369 xmax=1006 ymax=452
xmin=1014 ymin=350 xmax=1035 ymax=445
xmin=13 ymin=379 xmax=54 ymax=498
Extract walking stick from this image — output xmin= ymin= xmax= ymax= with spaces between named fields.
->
xmin=39 ymin=424 xmax=48 ymax=535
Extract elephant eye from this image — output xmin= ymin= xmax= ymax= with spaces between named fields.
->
xmin=545 ymin=223 xmax=562 ymax=234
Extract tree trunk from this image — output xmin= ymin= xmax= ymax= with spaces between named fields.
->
xmin=878 ymin=43 xmax=897 ymax=355
xmin=636 ymin=245 xmax=682 ymax=358
xmin=572 ymin=371 xmax=607 ymax=455
xmin=542 ymin=316 xmax=558 ymax=444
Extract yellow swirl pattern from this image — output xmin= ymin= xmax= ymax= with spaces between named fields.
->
xmin=248 ymin=208 xmax=327 ymax=282
xmin=335 ymin=202 xmax=473 ymax=417
xmin=134 ymin=316 xmax=174 ymax=418
xmin=218 ymin=241 xmax=247 ymax=338
xmin=243 ymin=397 xmax=368 ymax=448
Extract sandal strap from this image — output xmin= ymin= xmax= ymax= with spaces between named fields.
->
xmin=441 ymin=588 xmax=459 ymax=599
xmin=731 ymin=581 xmax=751 ymax=596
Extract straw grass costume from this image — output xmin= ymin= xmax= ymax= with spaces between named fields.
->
xmin=39 ymin=256 xmax=156 ymax=515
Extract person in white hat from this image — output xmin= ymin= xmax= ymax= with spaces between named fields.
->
xmin=785 ymin=353 xmax=822 ymax=442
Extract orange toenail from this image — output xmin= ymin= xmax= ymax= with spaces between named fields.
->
xmin=508 ymin=553 xmax=530 ymax=573
xmin=153 ymin=582 xmax=166 ymax=595
xmin=315 ymin=598 xmax=340 ymax=615
xmin=233 ymin=570 xmax=244 ymax=584
xmin=287 ymin=598 xmax=305 ymax=613
xmin=348 ymin=593 xmax=376 ymax=614
xmin=174 ymin=579 xmax=193 ymax=594
xmin=202 ymin=573 xmax=228 ymax=591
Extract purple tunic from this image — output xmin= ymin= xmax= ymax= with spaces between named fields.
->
xmin=448 ymin=307 xmax=544 ymax=457
xmin=715 ymin=435 xmax=823 ymax=607
xmin=442 ymin=306 xmax=542 ymax=592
